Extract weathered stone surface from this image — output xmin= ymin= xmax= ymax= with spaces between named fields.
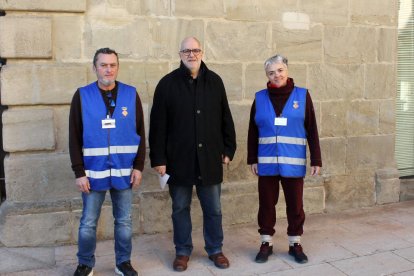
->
xmin=208 ymin=63 xmax=243 ymax=101
xmin=378 ymin=28 xmax=397 ymax=62
xmin=282 ymin=12 xmax=310 ymax=30
xmin=0 ymin=0 xmax=86 ymax=12
xmin=5 ymin=153 xmax=76 ymax=202
xmin=273 ymin=24 xmax=322 ymax=62
xmin=304 ymin=186 xmax=325 ymax=214
xmin=0 ymin=209 xmax=72 ymax=247
xmin=379 ymin=100 xmax=395 ymax=135
xmin=365 ymin=64 xmax=396 ymax=99
xmin=289 ymin=64 xmax=308 ymax=88
xmin=148 ymin=18 xmax=204 ymax=59
xmin=347 ymin=100 xmax=379 ymax=136
xmin=3 ymin=108 xmax=55 ymax=152
xmin=375 ymin=168 xmax=400 ymax=204
xmin=140 ymin=190 xmax=172 ymax=233
xmin=206 ymin=21 xmax=271 ymax=62
xmin=346 ymin=135 xmax=396 ymax=173
xmin=224 ymin=0 xmax=297 ymax=21
xmin=308 ymin=64 xmax=364 ymax=101
xmin=223 ymin=145 xmax=257 ymax=184
xmin=400 ymin=178 xmax=414 ymax=202
xmin=174 ymin=0 xmax=224 ymax=17
xmin=84 ymin=18 xmax=150 ymax=60
xmin=245 ymin=63 xmax=267 ymax=100
xmin=320 ymin=101 xmax=347 ymax=137
xmin=299 ymin=0 xmax=348 ymax=26
xmin=116 ymin=62 xmax=170 ymax=102
xmin=54 ymin=106 xmax=70 ymax=153
xmin=53 ymin=15 xmax=83 ymax=61
xmin=351 ymin=0 xmax=397 ymax=26
xmin=324 ymin=27 xmax=376 ymax=64
xmin=229 ymin=103 xmax=251 ymax=142
xmin=0 ymin=16 xmax=51 ymax=58
xmin=319 ymin=137 xmax=347 ymax=175
xmin=1 ymin=64 xmax=87 ymax=105
xmin=325 ymin=174 xmax=375 ymax=212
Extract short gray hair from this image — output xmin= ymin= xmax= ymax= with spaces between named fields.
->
xmin=264 ymin=54 xmax=288 ymax=71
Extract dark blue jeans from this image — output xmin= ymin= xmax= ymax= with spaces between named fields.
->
xmin=169 ymin=183 xmax=223 ymax=256
xmin=77 ymin=188 xmax=133 ymax=267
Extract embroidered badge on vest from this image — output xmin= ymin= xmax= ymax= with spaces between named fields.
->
xmin=122 ymin=107 xmax=128 ymax=117
xmin=293 ymin=101 xmax=299 ymax=109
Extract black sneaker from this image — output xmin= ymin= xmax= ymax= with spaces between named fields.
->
xmin=288 ymin=243 xmax=308 ymax=264
xmin=115 ymin=260 xmax=138 ymax=276
xmin=73 ymin=264 xmax=93 ymax=276
xmin=255 ymin=242 xmax=273 ymax=263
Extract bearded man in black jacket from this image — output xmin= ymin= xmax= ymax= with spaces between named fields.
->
xmin=149 ymin=37 xmax=237 ymax=272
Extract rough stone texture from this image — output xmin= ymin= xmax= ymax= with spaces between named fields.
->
xmin=320 ymin=101 xmax=347 ymax=137
xmin=0 ymin=208 xmax=72 ymax=247
xmin=0 ymin=0 xmax=86 ymax=12
xmin=324 ymin=27 xmax=376 ymax=64
xmin=351 ymin=0 xmax=397 ymax=26
xmin=53 ymin=15 xmax=83 ymax=61
xmin=378 ymin=28 xmax=397 ymax=62
xmin=53 ymin=106 xmax=70 ymax=153
xmin=379 ymin=100 xmax=396 ymax=135
xmin=304 ymin=186 xmax=325 ymax=214
xmin=346 ymin=135 xmax=396 ymax=174
xmin=347 ymin=100 xmax=379 ymax=136
xmin=223 ymin=145 xmax=256 ymax=184
xmin=4 ymin=153 xmax=76 ymax=202
xmin=365 ymin=64 xmax=396 ymax=100
xmin=88 ymin=0 xmax=170 ymax=16
xmin=400 ymin=178 xmax=414 ymax=202
xmin=1 ymin=64 xmax=87 ymax=105
xmin=229 ymin=103 xmax=251 ymax=143
xmin=148 ymin=18 xmax=204 ymax=59
xmin=0 ymin=16 xmax=52 ymax=58
xmin=282 ymin=12 xmax=310 ymax=30
xmin=375 ymin=168 xmax=400 ymax=204
xmin=174 ymin=0 xmax=224 ymax=17
xmin=273 ymin=24 xmax=322 ymax=63
xmin=116 ymin=62 xmax=170 ymax=102
xmin=206 ymin=21 xmax=271 ymax=62
xmin=325 ymin=174 xmax=375 ymax=212
xmin=2 ymin=108 xmax=55 ymax=152
xmin=84 ymin=18 xmax=151 ymax=60
xmin=208 ymin=63 xmax=243 ymax=101
xmin=308 ymin=64 xmax=364 ymax=101
xmin=319 ymin=138 xmax=347 ymax=176
xmin=299 ymin=0 xmax=348 ymax=26
xmin=224 ymin=0 xmax=297 ymax=21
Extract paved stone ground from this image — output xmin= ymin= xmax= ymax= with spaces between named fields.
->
xmin=1 ymin=200 xmax=414 ymax=276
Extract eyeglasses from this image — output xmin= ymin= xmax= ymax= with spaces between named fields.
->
xmin=105 ymin=91 xmax=116 ymax=107
xmin=180 ymin=49 xmax=202 ymax=56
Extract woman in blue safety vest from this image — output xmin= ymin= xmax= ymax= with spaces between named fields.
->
xmin=247 ymin=54 xmax=322 ymax=264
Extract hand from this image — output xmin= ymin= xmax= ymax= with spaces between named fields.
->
xmin=76 ymin=176 xmax=90 ymax=194
xmin=222 ymin=155 xmax=230 ymax=165
xmin=251 ymin=163 xmax=258 ymax=176
xmin=154 ymin=165 xmax=166 ymax=176
xmin=311 ymin=166 xmax=321 ymax=176
xmin=130 ymin=169 xmax=143 ymax=189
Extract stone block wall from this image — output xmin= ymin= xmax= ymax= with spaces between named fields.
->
xmin=0 ymin=0 xmax=399 ymax=246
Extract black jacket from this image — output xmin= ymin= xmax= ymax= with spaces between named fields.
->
xmin=149 ymin=61 xmax=237 ymax=186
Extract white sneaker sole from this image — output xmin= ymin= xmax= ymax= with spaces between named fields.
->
xmin=115 ymin=267 xmax=124 ymax=276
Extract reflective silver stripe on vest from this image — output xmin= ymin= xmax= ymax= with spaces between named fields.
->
xmin=277 ymin=136 xmax=307 ymax=145
xmin=258 ymin=156 xmax=306 ymax=166
xmin=258 ymin=157 xmax=278 ymax=163
xmin=258 ymin=136 xmax=306 ymax=145
xmin=278 ymin=156 xmax=306 ymax=166
xmin=85 ymin=168 xmax=132 ymax=179
xmin=83 ymin=145 xmax=139 ymax=156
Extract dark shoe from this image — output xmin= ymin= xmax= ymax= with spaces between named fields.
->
xmin=74 ymin=264 xmax=93 ymax=276
xmin=289 ymin=243 xmax=308 ymax=264
xmin=255 ymin=242 xmax=273 ymax=263
xmin=173 ymin=255 xmax=190 ymax=272
xmin=115 ymin=260 xmax=138 ymax=276
xmin=208 ymin=252 xmax=230 ymax=269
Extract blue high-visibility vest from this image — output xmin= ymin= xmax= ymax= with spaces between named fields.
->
xmin=255 ymin=87 xmax=307 ymax=177
xmin=80 ymin=82 xmax=141 ymax=190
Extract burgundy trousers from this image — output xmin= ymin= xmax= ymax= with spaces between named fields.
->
xmin=257 ymin=175 xmax=305 ymax=236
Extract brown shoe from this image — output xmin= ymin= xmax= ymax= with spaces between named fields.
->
xmin=208 ymin=252 xmax=230 ymax=269
xmin=173 ymin=255 xmax=189 ymax=272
